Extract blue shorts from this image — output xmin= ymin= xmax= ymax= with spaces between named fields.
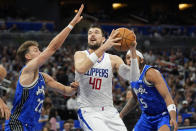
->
xmin=5 ymin=120 xmax=36 ymax=131
xmin=133 ymin=112 xmax=170 ymax=131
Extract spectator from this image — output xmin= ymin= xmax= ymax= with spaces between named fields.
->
xmin=62 ymin=121 xmax=71 ymax=131
xmin=178 ymin=114 xmax=184 ymax=127
xmin=8 ymin=24 xmax=19 ymax=32
xmin=67 ymin=119 xmax=74 ymax=130
xmin=1 ymin=123 xmax=5 ymax=131
xmin=67 ymin=95 xmax=77 ymax=111
xmin=40 ymin=23 xmax=50 ymax=33
xmin=0 ymin=23 xmax=7 ymax=32
xmin=184 ymin=118 xmax=191 ymax=126
xmin=43 ymin=122 xmax=52 ymax=131
xmin=49 ymin=108 xmax=57 ymax=131
xmin=179 ymin=100 xmax=192 ymax=114
xmin=37 ymin=108 xmax=49 ymax=131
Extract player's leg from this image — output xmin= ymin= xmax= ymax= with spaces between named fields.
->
xmin=157 ymin=114 xmax=170 ymax=131
xmin=77 ymin=109 xmax=93 ymax=131
xmin=158 ymin=125 xmax=170 ymax=131
xmin=77 ymin=108 xmax=109 ymax=131
xmin=103 ymin=107 xmax=127 ymax=131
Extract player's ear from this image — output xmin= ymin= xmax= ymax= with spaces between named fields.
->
xmin=25 ymin=53 xmax=31 ymax=61
xmin=140 ymin=58 xmax=144 ymax=64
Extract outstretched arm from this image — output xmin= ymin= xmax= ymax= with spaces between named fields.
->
xmin=115 ymin=41 xmax=140 ymax=81
xmin=146 ymin=68 xmax=178 ymax=131
xmin=42 ymin=73 xmax=79 ymax=96
xmin=24 ymin=4 xmax=83 ymax=73
xmin=20 ymin=4 xmax=84 ymax=85
xmin=74 ymin=29 xmax=121 ymax=74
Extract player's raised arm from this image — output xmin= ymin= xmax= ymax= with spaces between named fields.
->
xmin=112 ymin=41 xmax=140 ymax=82
xmin=24 ymin=4 xmax=84 ymax=73
xmin=74 ymin=29 xmax=121 ymax=74
xmin=42 ymin=73 xmax=79 ymax=96
xmin=146 ymin=68 xmax=178 ymax=131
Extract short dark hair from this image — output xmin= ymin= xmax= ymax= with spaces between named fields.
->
xmin=17 ymin=41 xmax=39 ymax=63
xmin=48 ymin=108 xmax=57 ymax=120
xmin=88 ymin=24 xmax=106 ymax=37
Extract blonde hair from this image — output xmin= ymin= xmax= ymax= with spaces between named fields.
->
xmin=17 ymin=41 xmax=39 ymax=62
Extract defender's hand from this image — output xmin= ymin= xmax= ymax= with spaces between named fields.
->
xmin=70 ymin=81 xmax=79 ymax=89
xmin=119 ymin=112 xmax=124 ymax=119
xmin=0 ymin=98 xmax=10 ymax=120
xmin=70 ymin=4 xmax=84 ymax=26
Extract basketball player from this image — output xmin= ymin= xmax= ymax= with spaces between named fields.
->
xmin=120 ymin=49 xmax=178 ymax=131
xmin=0 ymin=65 xmax=11 ymax=120
xmin=74 ymin=25 xmax=140 ymax=131
xmin=5 ymin=4 xmax=83 ymax=131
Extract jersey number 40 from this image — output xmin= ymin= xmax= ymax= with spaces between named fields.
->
xmin=89 ymin=77 xmax=102 ymax=90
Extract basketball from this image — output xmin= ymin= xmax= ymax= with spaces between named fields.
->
xmin=0 ymin=65 xmax=7 ymax=81
xmin=113 ymin=27 xmax=136 ymax=51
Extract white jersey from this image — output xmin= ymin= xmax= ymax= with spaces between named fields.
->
xmin=75 ymin=50 xmax=113 ymax=108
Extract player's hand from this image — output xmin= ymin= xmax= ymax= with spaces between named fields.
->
xmin=129 ymin=40 xmax=137 ymax=49
xmin=70 ymin=81 xmax=79 ymax=89
xmin=102 ymin=29 xmax=122 ymax=51
xmin=170 ymin=119 xmax=178 ymax=131
xmin=119 ymin=112 xmax=123 ymax=119
xmin=69 ymin=4 xmax=84 ymax=26
xmin=0 ymin=98 xmax=10 ymax=120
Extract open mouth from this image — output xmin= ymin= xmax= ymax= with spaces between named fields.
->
xmin=90 ymin=37 xmax=97 ymax=42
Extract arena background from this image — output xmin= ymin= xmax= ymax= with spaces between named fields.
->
xmin=0 ymin=0 xmax=195 ymax=130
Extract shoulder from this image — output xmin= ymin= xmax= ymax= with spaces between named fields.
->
xmin=74 ymin=51 xmax=86 ymax=56
xmin=145 ymin=68 xmax=161 ymax=82
xmin=109 ymin=54 xmax=124 ymax=69
xmin=109 ymin=54 xmax=124 ymax=66
xmin=74 ymin=51 xmax=87 ymax=59
xmin=146 ymin=68 xmax=160 ymax=76
xmin=109 ymin=54 xmax=122 ymax=61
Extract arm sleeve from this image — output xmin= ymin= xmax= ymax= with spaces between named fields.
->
xmin=118 ymin=58 xmax=140 ymax=81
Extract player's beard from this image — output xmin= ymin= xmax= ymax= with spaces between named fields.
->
xmin=88 ymin=43 xmax=101 ymax=50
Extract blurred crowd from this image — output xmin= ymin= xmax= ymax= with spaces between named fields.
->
xmin=0 ymin=42 xmax=195 ymax=130
xmin=1 ymin=20 xmax=196 ymax=37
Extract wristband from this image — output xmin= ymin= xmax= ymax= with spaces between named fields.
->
xmin=88 ymin=52 xmax=98 ymax=64
xmin=67 ymin=24 xmax=73 ymax=30
xmin=167 ymin=104 xmax=176 ymax=112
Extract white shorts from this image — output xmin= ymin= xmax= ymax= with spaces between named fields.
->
xmin=77 ymin=106 xmax=127 ymax=131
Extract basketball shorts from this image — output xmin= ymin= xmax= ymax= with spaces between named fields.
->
xmin=77 ymin=106 xmax=127 ymax=131
xmin=133 ymin=112 xmax=170 ymax=131
xmin=5 ymin=120 xmax=36 ymax=131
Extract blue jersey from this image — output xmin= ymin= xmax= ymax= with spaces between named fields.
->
xmin=131 ymin=65 xmax=170 ymax=115
xmin=7 ymin=69 xmax=46 ymax=129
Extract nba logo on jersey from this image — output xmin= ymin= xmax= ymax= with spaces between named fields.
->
xmin=36 ymin=85 xmax=45 ymax=95
xmin=133 ymin=85 xmax=148 ymax=95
